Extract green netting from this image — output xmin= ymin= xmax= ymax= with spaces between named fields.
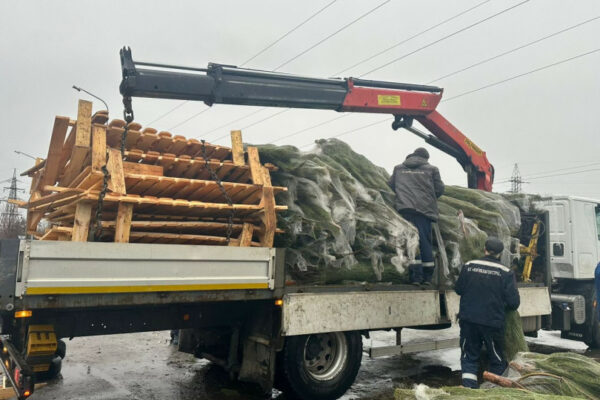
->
xmin=257 ymin=139 xmax=523 ymax=285
xmin=504 ymin=310 xmax=529 ymax=360
xmin=513 ymin=352 xmax=600 ymax=399
xmin=393 ymin=351 xmax=600 ymax=399
xmin=394 ymin=385 xmax=580 ymax=399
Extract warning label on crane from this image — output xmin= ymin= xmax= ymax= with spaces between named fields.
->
xmin=377 ymin=95 xmax=401 ymax=106
xmin=464 ymin=138 xmax=483 ymax=155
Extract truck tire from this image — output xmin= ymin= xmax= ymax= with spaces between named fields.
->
xmin=279 ymin=331 xmax=362 ymax=400
xmin=35 ymin=356 xmax=62 ymax=382
xmin=56 ymin=339 xmax=66 ymax=359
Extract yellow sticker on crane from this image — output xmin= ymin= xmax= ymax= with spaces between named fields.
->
xmin=464 ymin=138 xmax=483 ymax=155
xmin=421 ymin=99 xmax=428 ymax=107
xmin=377 ymin=95 xmax=401 ymax=106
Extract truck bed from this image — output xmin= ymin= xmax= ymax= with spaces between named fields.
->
xmin=0 ymin=240 xmax=282 ymax=310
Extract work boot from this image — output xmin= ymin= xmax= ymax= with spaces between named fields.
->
xmin=422 ymin=265 xmax=435 ymax=286
xmin=409 ymin=263 xmax=423 ymax=285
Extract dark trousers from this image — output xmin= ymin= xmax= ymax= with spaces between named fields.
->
xmin=401 ymin=212 xmax=434 ymax=283
xmin=459 ymin=320 xmax=507 ymax=388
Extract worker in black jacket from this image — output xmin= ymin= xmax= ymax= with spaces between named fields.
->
xmin=455 ymin=237 xmax=520 ymax=388
xmin=389 ymin=147 xmax=444 ymax=285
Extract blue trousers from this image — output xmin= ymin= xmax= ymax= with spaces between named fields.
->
xmin=459 ymin=320 xmax=507 ymax=388
xmin=401 ymin=212 xmax=434 ymax=283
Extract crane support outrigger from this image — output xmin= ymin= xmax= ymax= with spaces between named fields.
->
xmin=119 ymin=47 xmax=494 ymax=191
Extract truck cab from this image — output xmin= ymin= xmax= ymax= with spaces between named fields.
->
xmin=537 ymin=196 xmax=600 ymax=346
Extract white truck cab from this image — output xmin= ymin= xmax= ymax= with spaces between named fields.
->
xmin=536 ymin=196 xmax=600 ymax=346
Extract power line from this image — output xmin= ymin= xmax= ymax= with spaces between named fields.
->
xmin=441 ymin=47 xmax=600 ymax=102
xmin=147 ymin=101 xmax=189 ymax=126
xmin=496 ymin=161 xmax=600 ymax=182
xmin=226 ymin=0 xmax=497 ymax=141
xmin=273 ymin=0 xmax=391 ymax=71
xmin=211 ymin=109 xmax=292 ymax=142
xmin=240 ymin=0 xmax=338 ymax=67
xmin=150 ymin=1 xmax=339 ymax=128
xmin=428 ymin=15 xmax=600 ymax=84
xmin=300 ymin=117 xmax=389 ymax=148
xmin=234 ymin=0 xmax=530 ymax=142
xmin=360 ymin=0 xmax=531 ymax=77
xmin=271 ymin=114 xmax=349 ymax=144
xmin=333 ymin=0 xmax=492 ymax=76
xmin=524 ymin=168 xmax=600 ymax=181
xmin=193 ymin=1 xmax=391 ymax=140
xmin=299 ymin=47 xmax=600 ymax=148
xmin=195 ymin=109 xmax=269 ymax=139
xmin=168 ymin=107 xmax=211 ymax=131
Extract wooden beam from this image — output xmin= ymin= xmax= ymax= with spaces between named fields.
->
xmin=230 ymin=130 xmax=244 ymax=166
xmin=106 ymin=148 xmax=126 ymax=194
xmin=247 ymin=146 xmax=264 ymax=185
xmin=59 ymin=100 xmax=93 ymax=186
xmin=75 ymin=100 xmax=93 ymax=147
xmin=258 ymin=186 xmax=277 ymax=247
xmin=261 ymin=166 xmax=272 ymax=187
xmin=123 ymin=161 xmax=164 ymax=176
xmin=39 ymin=116 xmax=70 ymax=192
xmin=71 ymin=201 xmax=92 ymax=242
xmin=238 ymin=222 xmax=254 ymax=247
xmin=114 ymin=203 xmax=134 ymax=243
xmin=91 ymin=124 xmax=107 ymax=172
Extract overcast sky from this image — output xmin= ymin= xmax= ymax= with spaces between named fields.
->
xmin=1 ymin=0 xmax=599 ymax=200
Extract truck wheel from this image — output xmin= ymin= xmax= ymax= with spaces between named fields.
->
xmin=35 ymin=356 xmax=62 ymax=382
xmin=280 ymin=331 xmax=362 ymax=400
xmin=56 ymin=339 xmax=66 ymax=359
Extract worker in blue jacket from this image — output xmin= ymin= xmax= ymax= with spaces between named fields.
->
xmin=455 ymin=237 xmax=520 ymax=389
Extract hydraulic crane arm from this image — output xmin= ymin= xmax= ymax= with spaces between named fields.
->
xmin=119 ymin=47 xmax=494 ymax=191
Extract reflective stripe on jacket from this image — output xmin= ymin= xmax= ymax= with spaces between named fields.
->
xmin=455 ymin=256 xmax=520 ymax=329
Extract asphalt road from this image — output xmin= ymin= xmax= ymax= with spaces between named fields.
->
xmin=14 ymin=328 xmax=600 ymax=400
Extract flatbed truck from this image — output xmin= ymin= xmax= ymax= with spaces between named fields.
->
xmin=0 ymin=238 xmax=551 ymax=400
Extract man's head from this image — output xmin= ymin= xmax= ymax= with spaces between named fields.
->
xmin=411 ymin=147 xmax=429 ymax=160
xmin=484 ymin=237 xmax=504 ymax=259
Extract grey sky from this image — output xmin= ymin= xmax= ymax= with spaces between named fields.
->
xmin=1 ymin=0 xmax=599 ymax=199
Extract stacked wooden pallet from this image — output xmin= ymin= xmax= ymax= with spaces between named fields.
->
xmin=20 ymin=99 xmax=287 ymax=247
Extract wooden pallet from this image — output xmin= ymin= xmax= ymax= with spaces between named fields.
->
xmin=21 ymin=101 xmax=286 ymax=247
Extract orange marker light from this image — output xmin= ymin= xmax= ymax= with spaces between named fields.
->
xmin=183 ymin=314 xmax=190 ymax=321
xmin=14 ymin=310 xmax=32 ymax=318
xmin=274 ymin=299 xmax=283 ymax=307
xmin=24 ymin=390 xmax=31 ymax=397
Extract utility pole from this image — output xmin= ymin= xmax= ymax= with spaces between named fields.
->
xmin=509 ymin=163 xmax=523 ymax=194
xmin=0 ymin=169 xmax=26 ymax=238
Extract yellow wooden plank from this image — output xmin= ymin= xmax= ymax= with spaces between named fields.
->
xmin=40 ymin=116 xmax=70 ymax=191
xmin=91 ymin=124 xmax=107 ymax=172
xmin=114 ymin=203 xmax=134 ymax=243
xmin=106 ymin=148 xmax=126 ymax=194
xmin=71 ymin=201 xmax=92 ymax=242
xmin=247 ymin=146 xmax=263 ymax=185
xmin=238 ymin=222 xmax=254 ymax=247
xmin=230 ymin=130 xmax=244 ymax=166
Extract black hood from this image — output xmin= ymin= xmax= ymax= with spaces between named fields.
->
xmin=402 ymin=156 xmax=428 ymax=169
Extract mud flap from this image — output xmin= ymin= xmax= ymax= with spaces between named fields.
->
xmin=238 ymin=306 xmax=278 ymax=392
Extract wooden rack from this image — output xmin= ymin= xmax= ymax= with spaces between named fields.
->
xmin=21 ymin=100 xmax=286 ymax=247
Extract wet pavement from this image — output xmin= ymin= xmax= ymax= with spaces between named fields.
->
xmin=17 ymin=328 xmax=598 ymax=400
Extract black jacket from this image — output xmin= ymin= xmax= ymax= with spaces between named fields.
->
xmin=389 ymin=156 xmax=444 ymax=221
xmin=455 ymin=256 xmax=520 ymax=329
